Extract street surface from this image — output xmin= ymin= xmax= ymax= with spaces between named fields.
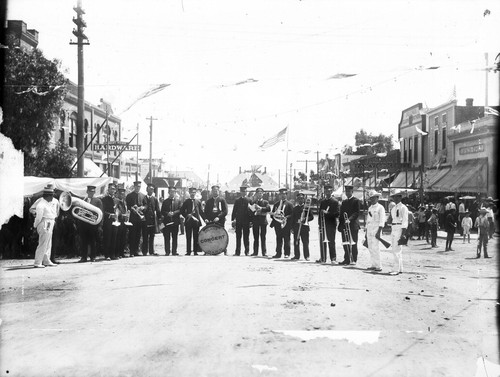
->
xmin=0 ymin=216 xmax=498 ymax=377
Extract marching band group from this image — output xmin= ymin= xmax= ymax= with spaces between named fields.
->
xmin=32 ymin=180 xmax=412 ymax=275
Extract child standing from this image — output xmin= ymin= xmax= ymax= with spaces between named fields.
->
xmin=427 ymin=208 xmax=439 ymax=248
xmin=474 ymin=208 xmax=490 ymax=258
xmin=461 ymin=211 xmax=472 ymax=243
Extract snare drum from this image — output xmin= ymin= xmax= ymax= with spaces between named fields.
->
xmin=198 ymin=223 xmax=229 ymax=255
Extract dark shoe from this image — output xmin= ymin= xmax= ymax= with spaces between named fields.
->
xmin=233 ymin=253 xmax=240 ymax=256
xmin=262 ymin=253 xmax=267 ymax=257
xmin=272 ymin=255 xmax=281 ymax=259
xmin=305 ymin=258 xmax=310 ymax=261
xmin=291 ymin=257 xmax=299 ymax=261
xmin=50 ymin=260 xmax=60 ymax=264
xmin=90 ymin=258 xmax=96 ymax=262
xmin=172 ymin=253 xmax=179 ymax=256
xmin=244 ymin=253 xmax=249 ymax=256
xmin=193 ymin=253 xmax=198 ymax=256
xmin=339 ymin=260 xmax=349 ymax=265
xmin=78 ymin=258 xmax=88 ymax=263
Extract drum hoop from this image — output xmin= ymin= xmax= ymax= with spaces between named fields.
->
xmin=198 ymin=223 xmax=228 ymax=255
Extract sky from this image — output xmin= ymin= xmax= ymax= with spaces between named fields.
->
xmin=6 ymin=0 xmax=500 ymax=185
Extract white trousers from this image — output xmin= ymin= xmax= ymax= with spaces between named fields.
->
xmin=34 ymin=219 xmax=54 ymax=266
xmin=366 ymin=225 xmax=381 ymax=269
xmin=390 ymin=225 xmax=403 ymax=273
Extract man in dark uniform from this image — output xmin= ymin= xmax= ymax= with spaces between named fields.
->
xmin=250 ymin=187 xmax=271 ymax=256
xmin=317 ymin=184 xmax=340 ymax=264
xmin=125 ymin=181 xmax=145 ymax=257
xmin=142 ymin=183 xmax=161 ymax=256
xmin=338 ymin=185 xmax=360 ymax=265
xmin=231 ymin=186 xmax=252 ymax=256
xmin=204 ymin=185 xmax=229 ymax=254
xmin=291 ymin=193 xmax=314 ymax=261
xmin=160 ymin=186 xmax=182 ymax=256
xmin=180 ymin=187 xmax=204 ymax=255
xmin=101 ymin=182 xmax=117 ymax=260
xmin=78 ymin=185 xmax=103 ymax=263
xmin=270 ymin=188 xmax=294 ymax=259
xmin=114 ymin=185 xmax=129 ymax=259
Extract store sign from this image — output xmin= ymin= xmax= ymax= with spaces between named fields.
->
xmin=94 ymin=143 xmax=141 ymax=152
xmin=459 ymin=144 xmax=484 ymax=155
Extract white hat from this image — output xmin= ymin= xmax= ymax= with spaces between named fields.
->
xmin=390 ymin=189 xmax=404 ymax=197
xmin=368 ymin=189 xmax=381 ymax=198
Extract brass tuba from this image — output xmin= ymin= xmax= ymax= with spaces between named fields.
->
xmin=60 ymin=191 xmax=103 ymax=225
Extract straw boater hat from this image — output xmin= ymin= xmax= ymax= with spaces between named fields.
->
xmin=43 ymin=185 xmax=54 ymax=195
xmin=479 ymin=208 xmax=488 ymax=214
xmin=368 ymin=189 xmax=381 ymax=198
xmin=390 ymin=189 xmax=404 ymax=197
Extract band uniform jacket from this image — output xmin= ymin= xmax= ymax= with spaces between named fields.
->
xmin=291 ymin=204 xmax=314 ymax=230
xmin=204 ymin=196 xmax=228 ymax=224
xmin=101 ymin=194 xmax=116 ymax=222
xmin=270 ymin=199 xmax=293 ymax=230
xmin=338 ymin=196 xmax=361 ymax=231
xmin=160 ymin=197 xmax=182 ymax=226
xmin=180 ymin=198 xmax=204 ymax=226
xmin=318 ymin=197 xmax=340 ymax=225
xmin=231 ymin=196 xmax=252 ymax=225
xmin=142 ymin=195 xmax=161 ymax=226
xmin=250 ymin=198 xmax=271 ymax=226
xmin=126 ymin=191 xmax=146 ymax=223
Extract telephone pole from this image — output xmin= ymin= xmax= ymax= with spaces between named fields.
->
xmin=70 ymin=0 xmax=89 ymax=177
xmin=146 ymin=116 xmax=157 ymax=184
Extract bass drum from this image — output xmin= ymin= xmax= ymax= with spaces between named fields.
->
xmin=198 ymin=223 xmax=229 ymax=255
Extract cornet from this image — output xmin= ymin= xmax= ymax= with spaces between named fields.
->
xmin=131 ymin=204 xmax=145 ymax=221
xmin=60 ymin=191 xmax=103 ymax=225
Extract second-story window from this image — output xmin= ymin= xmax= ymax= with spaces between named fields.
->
xmin=434 ymin=116 xmax=439 ymax=128
xmin=69 ymin=112 xmax=77 ymax=148
xmin=442 ymin=113 xmax=447 ymax=125
xmin=442 ymin=127 xmax=447 ymax=150
xmin=434 ymin=129 xmax=439 ymax=154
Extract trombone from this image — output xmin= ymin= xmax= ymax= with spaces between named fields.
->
xmin=318 ymin=206 xmax=329 ymax=263
xmin=342 ymin=212 xmax=355 ymax=262
xmin=296 ymin=197 xmax=312 ymax=246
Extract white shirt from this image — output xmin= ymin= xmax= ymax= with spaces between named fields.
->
xmin=390 ymin=202 xmax=408 ymax=228
xmin=366 ymin=202 xmax=386 ymax=228
xmin=34 ymin=198 xmax=60 ymax=228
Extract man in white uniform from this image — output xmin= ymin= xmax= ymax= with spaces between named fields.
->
xmin=365 ymin=190 xmax=386 ymax=272
xmin=389 ymin=190 xmax=408 ymax=275
xmin=33 ymin=186 xmax=60 ymax=268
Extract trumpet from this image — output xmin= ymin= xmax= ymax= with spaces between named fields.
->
xmin=112 ymin=207 xmax=121 ymax=227
xmin=60 ymin=191 xmax=103 ymax=225
xmin=131 ymin=204 xmax=145 ymax=221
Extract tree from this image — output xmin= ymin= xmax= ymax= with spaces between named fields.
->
xmin=1 ymin=36 xmax=68 ymax=176
xmin=37 ymin=140 xmax=75 ymax=178
xmin=353 ymin=129 xmax=393 ymax=155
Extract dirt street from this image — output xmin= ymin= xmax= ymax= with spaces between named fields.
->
xmin=0 ymin=218 xmax=498 ymax=377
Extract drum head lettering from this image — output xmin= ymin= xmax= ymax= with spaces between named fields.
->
xmin=198 ymin=224 xmax=229 ymax=255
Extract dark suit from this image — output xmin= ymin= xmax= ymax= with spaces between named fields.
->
xmin=141 ymin=195 xmax=160 ymax=255
xmin=180 ymin=198 xmax=204 ymax=254
xmin=160 ymin=197 xmax=182 ymax=255
xmin=204 ymin=196 xmax=228 ymax=226
xmin=231 ymin=196 xmax=252 ymax=255
xmin=78 ymin=196 xmax=103 ymax=261
xmin=338 ymin=195 xmax=361 ymax=263
xmin=270 ymin=199 xmax=293 ymax=257
xmin=292 ymin=204 xmax=314 ymax=259
xmin=125 ymin=191 xmax=145 ymax=256
xmin=318 ymin=197 xmax=340 ymax=262
xmin=101 ymin=194 xmax=117 ymax=259
xmin=250 ymin=198 xmax=270 ymax=256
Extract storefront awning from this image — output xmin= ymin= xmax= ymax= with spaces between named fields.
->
xmin=389 ymin=170 xmax=420 ymax=189
xmin=431 ymin=158 xmax=488 ymax=193
xmin=424 ymin=167 xmax=452 ymax=192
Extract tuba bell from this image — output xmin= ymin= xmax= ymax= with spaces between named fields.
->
xmin=60 ymin=191 xmax=103 ymax=225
